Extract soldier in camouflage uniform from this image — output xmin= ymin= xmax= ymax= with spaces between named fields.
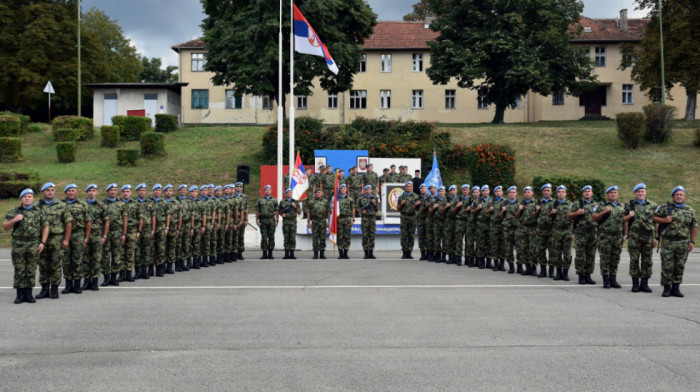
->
xmin=212 ymin=185 xmax=226 ymax=264
xmin=357 ymin=185 xmax=378 ymax=259
xmin=416 ymin=184 xmax=430 ymax=260
xmin=322 ymin=166 xmax=335 ymax=202
xmin=235 ymin=182 xmax=249 ymax=260
xmin=489 ymin=186 xmax=506 ymax=271
xmin=348 ymin=166 xmax=363 ymax=216
xmin=176 ymin=184 xmax=193 ymax=270
xmin=501 ymin=186 xmax=520 ymax=273
xmin=622 ymin=183 xmax=657 ymax=293
xmin=452 ymin=184 xmax=471 ymax=265
xmin=336 ymin=183 xmax=355 ymax=259
xmin=472 ymin=185 xmax=492 ymax=269
xmin=397 ymin=166 xmax=413 ymax=184
xmin=465 ymin=186 xmax=480 ymax=267
xmin=3 ymin=189 xmax=48 ymax=304
xmin=653 ymin=186 xmax=698 ymax=298
xmin=378 ymin=168 xmax=391 ymax=196
xmin=515 ymin=186 xmax=538 ymax=276
xmin=151 ymin=184 xmax=169 ymax=274
xmin=308 ymin=188 xmax=330 ymax=259
xmin=207 ymin=184 xmax=221 ymax=265
xmin=82 ymin=184 xmax=109 ymax=290
xmin=397 ymin=181 xmax=419 ymax=259
xmin=567 ymin=185 xmax=598 ymax=285
xmin=550 ymin=185 xmax=574 ymax=281
xmin=120 ymin=184 xmax=142 ymax=282
xmin=101 ymin=183 xmax=124 ymax=286
xmin=163 ymin=184 xmax=181 ymax=273
xmin=227 ymin=184 xmax=241 ymax=262
xmin=362 ymin=163 xmax=379 ymax=197
xmin=37 ymin=182 xmax=72 ymax=300
xmin=430 ymin=186 xmax=448 ymax=262
xmin=189 ymin=186 xmax=204 ymax=269
xmin=423 ymin=185 xmax=438 ymax=261
xmin=311 ymin=165 xmax=324 ymax=193
xmin=533 ymin=184 xmax=555 ymax=277
xmin=593 ymin=185 xmax=625 ymax=289
xmin=135 ymin=183 xmax=154 ymax=279
xmin=278 ymin=188 xmax=301 ymax=260
xmin=62 ymin=184 xmax=87 ymax=294
xmin=442 ymin=185 xmax=458 ymax=263
xmin=220 ymin=184 xmax=235 ymax=263
xmin=388 ymin=165 xmax=399 ymax=183
xmin=256 ymin=184 xmax=279 ymax=259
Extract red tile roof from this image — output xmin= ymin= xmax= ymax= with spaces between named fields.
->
xmin=361 ymin=21 xmax=439 ymax=50
xmin=571 ymin=17 xmax=649 ymax=42
xmin=171 ymin=38 xmax=205 ymax=51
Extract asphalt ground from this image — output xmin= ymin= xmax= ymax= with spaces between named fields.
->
xmin=1 ymin=248 xmax=699 ymax=391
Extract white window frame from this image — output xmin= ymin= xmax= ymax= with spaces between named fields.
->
xmin=622 ymin=84 xmax=633 ymax=104
xmin=350 ymin=90 xmax=367 ymax=109
xmin=412 ymin=54 xmax=423 ymax=72
xmin=297 ymin=96 xmax=308 ymax=110
xmin=381 ymin=54 xmax=392 ymax=72
xmin=445 ymin=90 xmax=455 ymax=109
xmin=477 ymin=93 xmax=489 ymax=109
xmin=225 ymin=90 xmax=243 ymax=109
xmin=595 ymin=46 xmax=606 ymax=67
xmin=261 ymin=95 xmax=274 ymax=110
xmin=327 ymin=93 xmax=338 ymax=109
xmin=380 ymin=90 xmax=391 ymax=109
xmin=359 ymin=54 xmax=366 ymax=73
xmin=412 ymin=90 xmax=423 ymax=109
xmin=191 ymin=53 xmax=206 ymax=72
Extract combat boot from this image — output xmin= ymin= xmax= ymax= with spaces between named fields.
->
xmin=186 ymin=258 xmax=193 ymax=269
xmin=81 ymin=278 xmax=90 ymax=291
xmin=290 ymin=250 xmax=297 ymax=260
xmin=492 ymin=259 xmax=499 ymax=271
xmin=602 ymin=275 xmax=611 ymax=289
xmin=553 ymin=267 xmax=562 ymax=281
xmin=268 ymin=251 xmax=275 ymax=260
xmin=36 ymin=283 xmax=50 ymax=299
xmin=364 ymin=250 xmax=369 ymax=259
xmin=192 ymin=257 xmax=200 ymax=269
xmin=454 ymin=256 xmax=462 ymax=265
xmin=640 ymin=277 xmax=652 ymax=293
xmin=344 ymin=250 xmax=350 ymax=259
xmin=485 ymin=258 xmax=493 ymax=269
xmin=562 ymin=268 xmax=570 ymax=281
xmin=182 ymin=260 xmax=190 ymax=271
xmin=523 ymin=264 xmax=531 ymax=275
xmin=406 ymin=251 xmax=413 ymax=260
xmin=73 ymin=279 xmax=82 ymax=294
xmin=238 ymin=251 xmax=245 ymax=260
xmin=338 ymin=250 xmax=344 ymax=260
xmin=537 ymin=266 xmax=547 ymax=278
xmin=134 ymin=267 xmax=142 ymax=279
xmin=585 ymin=273 xmax=596 ymax=285
xmin=671 ymin=283 xmax=684 ymax=298
xmin=313 ymin=251 xmax=318 ymax=260
xmin=516 ymin=264 xmax=524 ymax=274
xmin=420 ymin=251 xmax=426 ymax=260
xmin=149 ymin=264 xmax=155 ymax=275
xmin=201 ymin=257 xmax=209 ymax=267
xmin=401 ymin=250 xmax=408 ymax=260
xmin=110 ymin=273 xmax=120 ymax=286
xmin=156 ymin=264 xmax=164 ymax=277
xmin=261 ymin=250 xmax=268 ymax=260
xmin=531 ymin=265 xmax=538 ymax=276
xmin=232 ymin=252 xmax=239 ymax=261
xmin=217 ymin=254 xmax=225 ymax=264
xmin=141 ymin=266 xmax=150 ymax=280
xmin=117 ymin=270 xmax=125 ymax=282
xmin=441 ymin=252 xmax=448 ymax=263
xmin=578 ymin=273 xmax=585 ymax=285
xmin=14 ymin=288 xmax=24 ymax=304
xmin=499 ymin=259 xmax=506 ymax=271
xmin=610 ymin=275 xmax=621 ymax=289
xmin=426 ymin=251 xmax=433 ymax=261
xmin=126 ymin=270 xmax=135 ymax=282
xmin=508 ymin=262 xmax=515 ymax=274
xmin=631 ymin=277 xmax=640 ymax=292
xmin=24 ymin=288 xmax=35 ymax=303
xmin=50 ymin=284 xmax=59 ymax=299
xmin=91 ymin=278 xmax=100 ymax=291
xmin=467 ymin=257 xmax=475 ymax=267
xmin=284 ymin=250 xmax=290 ymax=260
xmin=662 ymin=285 xmax=671 ymax=297
xmin=175 ymin=261 xmax=182 ymax=272
xmin=319 ymin=250 xmax=326 ymax=259
xmin=61 ymin=279 xmax=73 ymax=294
xmin=101 ymin=274 xmax=111 ymax=287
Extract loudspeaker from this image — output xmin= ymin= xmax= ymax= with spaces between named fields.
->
xmin=237 ymin=165 xmax=250 ymax=184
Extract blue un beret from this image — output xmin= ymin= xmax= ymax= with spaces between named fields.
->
xmin=136 ymin=183 xmax=147 ymax=191
xmin=523 ymin=186 xmax=533 ymax=192
xmin=19 ymin=188 xmax=34 ymax=199
xmin=105 ymin=183 xmax=118 ymax=191
xmin=152 ymin=183 xmax=163 ymax=191
xmin=63 ymin=183 xmax=77 ymax=193
xmin=606 ymin=185 xmax=619 ymax=194
xmin=507 ymin=186 xmax=517 ymax=193
xmin=671 ymin=186 xmax=685 ymax=197
xmin=41 ymin=182 xmax=55 ymax=192
xmin=633 ymin=183 xmax=646 ymax=192
xmin=285 ymin=188 xmax=293 ymax=193
xmin=208 ymin=184 xmax=214 ymax=189
xmin=556 ymin=185 xmax=567 ymax=193
xmin=85 ymin=184 xmax=98 ymax=192
xmin=405 ymin=181 xmax=413 ymax=186
xmin=449 ymin=185 xmax=457 ymax=191
xmin=120 ymin=184 xmax=131 ymax=192
xmin=235 ymin=182 xmax=243 ymax=187
xmin=438 ymin=186 xmax=446 ymax=191
xmin=178 ymin=184 xmax=187 ymax=191
xmin=189 ymin=185 xmax=198 ymax=192
xmin=419 ymin=183 xmax=426 ymax=189
xmin=199 ymin=185 xmax=207 ymax=191
xmin=494 ymin=185 xmax=503 ymax=191
xmin=264 ymin=184 xmax=271 ymax=190
xmin=461 ymin=184 xmax=470 ymax=189
xmin=339 ymin=183 xmax=347 ymax=189
xmin=540 ymin=183 xmax=552 ymax=191
xmin=364 ymin=185 xmax=372 ymax=190
xmin=581 ymin=185 xmax=592 ymax=192
xmin=471 ymin=186 xmax=480 ymax=192
xmin=223 ymin=184 xmax=232 ymax=190
xmin=213 ymin=185 xmax=221 ymax=191
xmin=480 ymin=185 xmax=490 ymax=192
xmin=163 ymin=184 xmax=172 ymax=191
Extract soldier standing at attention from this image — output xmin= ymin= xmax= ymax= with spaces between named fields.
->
xmin=3 ymin=189 xmax=48 ymax=304
xmin=501 ymin=186 xmax=520 ymax=273
xmin=362 ymin=164 xmax=379 ymax=197
xmin=82 ymin=184 xmax=109 ymax=290
xmin=212 ymin=185 xmax=225 ymax=264
xmin=278 ymin=188 xmax=301 ymax=260
xmin=452 ymin=184 xmax=471 ymax=266
xmin=221 ymin=184 xmax=235 ymax=263
xmin=515 ymin=186 xmax=538 ymax=276
xmin=622 ymin=183 xmax=657 ymax=293
xmin=101 ymin=183 xmax=123 ymax=286
xmin=397 ymin=166 xmax=413 ymax=184
xmin=357 ymin=185 xmax=378 ymax=259
xmin=323 ymin=165 xmax=335 ymax=202
xmin=36 ymin=182 xmax=72 ymax=299
xmin=593 ymin=185 xmax=625 ymax=289
xmin=135 ymin=183 xmax=154 ymax=279
xmin=189 ymin=185 xmax=204 ymax=269
xmin=151 ymin=184 xmax=169 ymax=274
xmin=207 ymin=184 xmax=221 ymax=265
xmin=416 ymin=183 xmax=430 ymax=260
xmin=235 ymin=182 xmax=249 ymax=261
xmin=465 ymin=186 xmax=480 ymax=267
xmin=489 ymin=185 xmax=506 ymax=271
xmin=163 ymin=184 xmax=180 ymax=274
xmin=431 ymin=186 xmax=448 ymax=263
xmin=653 ymin=186 xmax=697 ymax=298
xmin=176 ymin=184 xmax=192 ymax=270
xmin=336 ymin=183 xmax=355 ymax=259
xmin=568 ymin=185 xmax=598 ymax=285
xmin=423 ymin=185 xmax=438 ymax=261
xmin=120 ymin=184 xmax=142 ymax=282
xmin=256 ymin=185 xmax=279 ymax=259
xmin=472 ymin=185 xmax=492 ymax=269
xmin=62 ymin=184 xmax=87 ymax=294
xmin=308 ymin=188 xmax=330 ymax=259
xmin=312 ymin=165 xmax=324 ymax=192
xmin=388 ymin=164 xmax=398 ymax=183
xmin=228 ymin=184 xmax=241 ymax=262
xmin=533 ymin=184 xmax=555 ymax=278
xmin=200 ymin=185 xmax=215 ymax=267
xmin=397 ymin=181 xmax=419 ymax=260
xmin=348 ymin=166 xmax=363 ymax=216
xmin=549 ymin=185 xmax=574 ymax=281
xmin=378 ymin=168 xmax=391 ymax=196
xmin=443 ymin=185 xmax=458 ymax=264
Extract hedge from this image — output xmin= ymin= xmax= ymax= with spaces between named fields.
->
xmin=0 ymin=115 xmax=21 ymax=137
xmin=0 ymin=111 xmax=30 ymax=133
xmin=616 ymin=112 xmax=645 ymax=149
xmin=0 ymin=171 xmax=41 ymax=198
xmin=27 ymin=123 xmax=45 ymax=133
xmin=464 ymin=144 xmax=516 ymax=188
xmin=111 ymin=115 xmax=151 ymax=141
xmin=55 ymin=128 xmax=78 ymax=142
xmin=643 ymin=104 xmax=676 ymax=144
xmin=155 ymin=114 xmax=178 ymax=133
xmin=0 ymin=137 xmax=22 ymax=162
xmin=52 ymin=115 xmax=94 ymax=141
xmin=140 ymin=132 xmax=165 ymax=156
xmin=532 ymin=176 xmax=606 ymax=202
xmin=56 ymin=141 xmax=76 ymax=163
xmin=101 ymin=125 xmax=120 ymax=147
xmin=117 ymin=149 xmax=139 ymax=166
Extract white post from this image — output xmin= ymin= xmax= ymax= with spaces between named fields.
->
xmin=289 ymin=0 xmax=295 ymax=175
xmin=276 ymin=0 xmax=284 ymax=200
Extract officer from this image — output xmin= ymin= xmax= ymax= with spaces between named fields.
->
xmin=501 ymin=186 xmax=520 ymax=273
xmin=593 ymin=185 xmax=625 ymax=289
xmin=151 ymin=184 xmax=169 ymax=274
xmin=36 ymin=182 xmax=72 ymax=299
xmin=550 ymin=185 xmax=574 ymax=281
xmin=336 ymin=183 xmax=355 ymax=259
xmin=533 ymin=183 xmax=555 ymax=277
xmin=653 ymin=186 xmax=698 ymax=298
xmin=234 ymin=182 xmax=249 ymax=261
xmin=256 ymin=184 xmax=279 ymax=259
xmin=176 ymin=184 xmax=192 ymax=270
xmin=82 ymin=184 xmax=109 ymax=290
xmin=163 ymin=184 xmax=180 ymax=273
xmin=388 ymin=164 xmax=398 ymax=183
xmin=362 ymin=163 xmax=379 ymax=197
xmin=357 ymin=185 xmax=378 ymax=259
xmin=515 ymin=186 xmax=537 ymax=276
xmin=323 ymin=165 xmax=335 ymax=201
xmin=62 ymin=184 xmax=87 ymax=294
xmin=3 ymin=189 xmax=48 ymax=304
xmin=423 ymin=185 xmax=438 ymax=261
xmin=278 ymin=188 xmax=301 ymax=259
xmin=622 ymin=183 xmax=657 ymax=293
xmin=430 ymin=186 xmax=448 ymax=262
xmin=378 ymin=168 xmax=391 ymax=195
xmin=489 ymin=185 xmax=506 ymax=271
xmin=465 ymin=186 xmax=480 ymax=266
xmin=311 ymin=165 xmax=324 ymax=192
xmin=472 ymin=185 xmax=492 ymax=269
xmin=101 ymin=183 xmax=123 ymax=286
xmin=568 ymin=185 xmax=598 ymax=285
xmin=308 ymin=188 xmax=330 ymax=259
xmin=442 ymin=185 xmax=458 ymax=264
xmin=416 ymin=183 xmax=430 ymax=260
xmin=135 ymin=183 xmax=155 ymax=279
xmin=228 ymin=184 xmax=241 ymax=262
xmin=397 ymin=181 xmax=419 ymax=259
xmin=452 ymin=184 xmax=471 ymax=265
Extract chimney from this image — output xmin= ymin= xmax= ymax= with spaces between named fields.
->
xmin=424 ymin=15 xmax=435 ymax=29
xmin=620 ymin=9 xmax=628 ymax=31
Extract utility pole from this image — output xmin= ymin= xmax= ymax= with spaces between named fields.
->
xmin=659 ymin=0 xmax=666 ymax=104
xmin=78 ymin=0 xmax=82 ymax=116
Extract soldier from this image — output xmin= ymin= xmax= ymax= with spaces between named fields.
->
xmin=323 ymin=165 xmax=335 ymax=201
xmin=36 ymin=182 xmax=72 ymax=299
xmin=119 ymin=184 xmax=142 ymax=282
xmin=465 ymin=186 xmax=480 ymax=267
xmin=388 ymin=164 xmax=398 ymax=183
xmin=311 ymin=165 xmax=324 ymax=192
xmin=307 ymin=188 xmax=330 ymax=259
xmin=227 ymin=184 xmax=241 ymax=262
xmin=336 ymin=183 xmax=355 ymax=259
xmin=423 ymin=185 xmax=438 ymax=261
xmin=622 ymin=183 xmax=657 ymax=293
xmin=221 ymin=184 xmax=235 ymax=263
xmin=211 ymin=185 xmax=225 ymax=264
xmin=515 ymin=186 xmax=538 ymax=276
xmin=151 ymin=184 xmax=169 ymax=274
xmin=489 ymin=185 xmax=506 ymax=271
xmin=207 ymin=184 xmax=221 ymax=265
xmin=278 ymin=188 xmax=301 ymax=259
xmin=550 ymin=185 xmax=574 ymax=281
xmin=135 ymin=183 xmax=155 ymax=279
xmin=62 ymin=184 xmax=87 ymax=294
xmin=442 ymin=185 xmax=458 ymax=263
xmin=189 ymin=185 xmax=204 ymax=269
xmin=362 ymin=163 xmax=379 ymax=197
xmin=568 ymin=185 xmax=598 ymax=285
xmin=397 ymin=181 xmax=419 ymax=259
xmin=176 ymin=184 xmax=192 ymax=270
xmin=163 ymin=184 xmax=180 ymax=274
xmin=378 ymin=168 xmax=391 ymax=195
xmin=397 ymin=166 xmax=412 ymax=184
xmin=357 ymin=185 xmax=378 ymax=259
xmin=653 ymin=186 xmax=697 ymax=298
xmin=234 ymin=182 xmax=249 ymax=261
xmin=593 ymin=185 xmax=625 ymax=289
xmin=533 ymin=183 xmax=555 ymax=277
xmin=430 ymin=186 xmax=448 ymax=262
xmin=501 ymin=186 xmax=520 ymax=273
xmin=3 ymin=189 xmax=48 ymax=304
xmin=101 ymin=183 xmax=123 ymax=286
xmin=452 ymin=184 xmax=471 ymax=265
xmin=256 ymin=184 xmax=279 ymax=259
xmin=348 ymin=166 xmax=363 ymax=216
xmin=416 ymin=183 xmax=430 ymax=260
xmin=472 ymin=185 xmax=492 ymax=269
xmin=82 ymin=184 xmax=109 ymax=290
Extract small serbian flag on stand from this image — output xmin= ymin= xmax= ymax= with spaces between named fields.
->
xmin=290 ymin=151 xmax=309 ymax=200
xmin=293 ymin=4 xmax=339 ymax=75
xmin=328 ymin=172 xmax=340 ymax=244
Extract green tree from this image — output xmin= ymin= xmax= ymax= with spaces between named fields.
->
xmin=403 ymin=0 xmax=449 ymax=21
xmin=426 ymin=0 xmax=598 ymax=123
xmin=620 ymin=0 xmax=698 ymax=120
xmin=139 ymin=57 xmax=178 ymax=83
xmin=200 ymin=0 xmax=376 ymax=117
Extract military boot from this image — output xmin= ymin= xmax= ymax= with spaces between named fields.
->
xmin=110 ymin=273 xmax=120 ymax=286
xmin=192 ymin=257 xmax=200 ymax=269
xmin=631 ymin=277 xmax=640 ymax=292
xmin=603 ymin=275 xmax=611 ymax=289
xmin=141 ymin=266 xmax=150 ymax=280
xmin=124 ymin=270 xmax=134 ymax=281
xmin=73 ymin=280 xmax=82 ymax=294
xmin=91 ymin=278 xmax=100 ymax=291
xmin=101 ymin=274 xmax=111 ymax=287
xmin=671 ymin=283 xmax=684 ymax=298
xmin=441 ymin=252 xmax=448 ymax=263
xmin=165 ymin=263 xmax=175 ymax=273
xmin=268 ymin=251 xmax=275 ymax=260
xmin=420 ymin=251 xmax=426 ymax=260
xmin=523 ymin=264 xmax=531 ymax=275
xmin=406 ymin=251 xmax=413 ymax=260
xmin=578 ymin=273 xmax=585 ymax=285
xmin=499 ymin=259 xmax=506 ymax=271
xmin=156 ymin=264 xmax=164 ymax=277
xmin=553 ymin=267 xmax=562 ymax=281
xmin=537 ymin=266 xmax=547 ymax=278
xmin=232 ymin=252 xmax=239 ymax=261
xmin=467 ymin=257 xmax=475 ymax=267
xmin=585 ymin=273 xmax=596 ymax=285
xmin=14 ymin=288 xmax=24 ymax=304
xmin=24 ymin=288 xmax=36 ymax=303
xmin=562 ymin=268 xmax=570 ymax=281
xmin=182 ymin=260 xmax=190 ymax=271
xmin=369 ymin=250 xmax=376 ymax=259
xmin=548 ymin=265 xmax=555 ymax=279
xmin=175 ymin=261 xmax=182 ymax=272
xmin=338 ymin=250 xmax=344 ymax=260
xmin=149 ymin=264 xmax=155 ymax=275
xmin=201 ymin=257 xmax=209 ymax=267
xmin=313 ymin=251 xmax=318 ymax=260
xmin=117 ymin=270 xmax=125 ymax=282
xmin=134 ymin=267 xmax=142 ymax=279
xmin=364 ymin=250 xmax=369 ymax=259
xmin=531 ymin=265 xmax=538 ymax=276
xmin=662 ymin=285 xmax=671 ymax=297
xmin=485 ymin=258 xmax=493 ymax=269
xmin=261 ymin=250 xmax=268 ymax=260
xmin=61 ymin=279 xmax=73 ymax=294
xmin=217 ymin=254 xmax=225 ymax=264
xmin=36 ymin=283 xmax=50 ymax=299
xmin=50 ymin=284 xmax=59 ymax=299
xmin=290 ymin=250 xmax=297 ymax=260
xmin=610 ymin=275 xmax=621 ymax=289
xmin=320 ymin=250 xmax=326 ymax=259
xmin=238 ymin=251 xmax=245 ymax=260
xmin=454 ymin=256 xmax=462 ymax=265
xmin=81 ymin=278 xmax=90 ymax=290
xmin=516 ymin=264 xmax=524 ymax=274
xmin=401 ymin=250 xmax=408 ymax=260
xmin=508 ymin=262 xmax=515 ymax=274
xmin=283 ymin=250 xmax=290 ymax=260
xmin=640 ymin=277 xmax=652 ymax=293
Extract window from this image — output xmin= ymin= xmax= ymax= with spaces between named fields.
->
xmin=595 ymin=47 xmax=606 ymax=67
xmin=358 ymin=54 xmax=366 ymax=73
xmin=297 ymin=96 xmax=307 ymax=110
xmin=477 ymin=92 xmax=489 ymax=109
xmin=622 ymin=85 xmax=633 ymax=104
xmin=412 ymin=90 xmax=423 ymax=109
xmin=381 ymin=54 xmax=392 ymax=72
xmin=380 ymin=90 xmax=391 ymax=109
xmin=552 ymin=92 xmax=565 ymax=105
xmin=350 ymin=90 xmax=367 ymax=109
xmin=328 ymin=93 xmax=338 ymax=109
xmin=445 ymin=90 xmax=455 ymax=109
xmin=412 ymin=54 xmax=423 ymax=72
xmin=191 ymin=53 xmax=206 ymax=72
xmin=225 ymin=90 xmax=243 ymax=109
xmin=191 ymin=89 xmax=209 ymax=109
xmin=261 ymin=95 xmax=274 ymax=110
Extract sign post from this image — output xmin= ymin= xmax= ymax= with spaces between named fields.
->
xmin=43 ymin=81 xmax=55 ymax=123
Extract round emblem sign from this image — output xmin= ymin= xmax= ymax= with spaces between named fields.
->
xmin=388 ymin=188 xmax=404 ymax=210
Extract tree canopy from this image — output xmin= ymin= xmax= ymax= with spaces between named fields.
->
xmin=139 ymin=57 xmax=178 ymax=83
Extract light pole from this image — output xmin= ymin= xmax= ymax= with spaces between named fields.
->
xmin=78 ymin=0 xmax=82 ymax=116
xmin=659 ymin=0 xmax=665 ymax=104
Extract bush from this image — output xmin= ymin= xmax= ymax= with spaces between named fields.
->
xmin=56 ymin=141 xmax=76 ymax=163
xmin=532 ymin=176 xmax=606 ymax=202
xmin=27 ymin=123 xmax=45 ymax=133
xmin=55 ymin=128 xmax=78 ymax=142
xmin=117 ymin=149 xmax=139 ymax=166
xmin=0 ymin=171 xmax=41 ymax=198
xmin=140 ymin=132 xmax=166 ymax=156
xmin=694 ymin=129 xmax=700 ymax=148
xmin=0 ymin=115 xmax=21 ymax=137
xmin=464 ymin=144 xmax=516 ymax=188
xmin=642 ymin=104 xmax=676 ymax=144
xmin=0 ymin=137 xmax=22 ymax=162
xmin=52 ymin=115 xmax=94 ymax=141
xmin=101 ymin=125 xmax=120 ymax=147
xmin=155 ymin=114 xmax=178 ymax=133
xmin=0 ymin=112 xmax=30 ymax=133
xmin=616 ymin=112 xmax=645 ymax=149
xmin=111 ymin=115 xmax=151 ymax=141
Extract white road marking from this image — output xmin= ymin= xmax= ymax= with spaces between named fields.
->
xmin=1 ymin=284 xmax=698 ymax=290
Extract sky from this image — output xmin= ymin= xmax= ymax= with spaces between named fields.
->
xmin=81 ymin=0 xmax=650 ymax=69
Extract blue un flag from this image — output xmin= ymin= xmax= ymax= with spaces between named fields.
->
xmin=423 ymin=153 xmax=442 ymax=189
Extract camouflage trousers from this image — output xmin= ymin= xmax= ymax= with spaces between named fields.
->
xmin=659 ymin=239 xmax=690 ymax=285
xmin=475 ymin=222 xmax=490 ymax=258
xmin=454 ymin=219 xmax=467 ymax=257
xmin=628 ymin=230 xmax=654 ymax=278
xmin=442 ymin=218 xmax=455 ymax=254
xmin=465 ymin=221 xmax=477 ymax=257
xmin=166 ymin=231 xmax=178 ymax=263
xmin=400 ymin=216 xmax=416 ymax=252
xmin=515 ymin=226 xmax=536 ymax=266
xmin=101 ymin=231 xmax=122 ymax=274
xmin=337 ymin=217 xmax=352 ymax=250
xmin=282 ymin=220 xmax=296 ymax=250
xmin=237 ymin=219 xmax=247 ymax=252
xmin=191 ymin=228 xmax=202 ymax=257
xmin=490 ymin=223 xmax=505 ymax=260
xmin=311 ymin=219 xmax=327 ymax=251
xmin=200 ymin=226 xmax=211 ymax=258
xmin=62 ymin=232 xmax=84 ymax=280
xmin=259 ymin=217 xmax=276 ymax=251
xmin=230 ymin=224 xmax=239 ymax=253
xmin=503 ymin=226 xmax=518 ymax=263
xmin=534 ymin=227 xmax=554 ymax=267
xmin=550 ymin=229 xmax=572 ymax=269
xmin=209 ymin=224 xmax=217 ymax=256
xmin=432 ymin=219 xmax=443 ymax=253
xmin=416 ymin=217 xmax=428 ymax=251
xmin=574 ymin=229 xmax=597 ymax=275
xmin=11 ymin=237 xmax=38 ymax=288
xmin=136 ymin=230 xmax=153 ymax=267
xmin=598 ymin=233 xmax=623 ymax=275
xmin=82 ymin=233 xmax=102 ymax=279
xmin=153 ymin=227 xmax=167 ymax=266
xmin=121 ymin=229 xmax=138 ymax=271
xmin=217 ymin=227 xmax=225 ymax=255
xmin=361 ymin=216 xmax=376 ymax=250
xmin=423 ymin=217 xmax=434 ymax=252
xmin=224 ymin=224 xmax=234 ymax=253
xmin=179 ymin=226 xmax=192 ymax=260
xmin=39 ymin=234 xmax=64 ymax=285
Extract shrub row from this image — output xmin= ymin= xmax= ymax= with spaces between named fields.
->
xmin=111 ymin=115 xmax=151 ymax=141
xmin=56 ymin=142 xmax=76 ymax=163
xmin=117 ymin=149 xmax=139 ymax=166
xmin=140 ymin=132 xmax=165 ymax=156
xmin=0 ymin=111 xmax=30 ymax=133
xmin=101 ymin=125 xmax=120 ymax=147
xmin=155 ymin=114 xmax=178 ymax=133
xmin=0 ymin=137 xmax=22 ymax=162
xmin=0 ymin=171 xmax=41 ymax=198
xmin=0 ymin=115 xmax=21 ymax=137
xmin=52 ymin=115 xmax=93 ymax=141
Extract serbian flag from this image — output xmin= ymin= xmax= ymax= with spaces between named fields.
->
xmin=328 ymin=172 xmax=340 ymax=244
xmin=293 ymin=4 xmax=339 ymax=75
xmin=290 ymin=151 xmax=309 ymax=200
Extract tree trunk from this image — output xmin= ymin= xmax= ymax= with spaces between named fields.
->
xmin=685 ymin=90 xmax=697 ymax=121
xmin=491 ymin=103 xmax=506 ymax=124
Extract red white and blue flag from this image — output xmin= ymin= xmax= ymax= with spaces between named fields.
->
xmin=328 ymin=172 xmax=340 ymax=244
xmin=293 ymin=4 xmax=339 ymax=75
xmin=290 ymin=151 xmax=309 ymax=200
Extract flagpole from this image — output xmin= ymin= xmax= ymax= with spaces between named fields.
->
xmin=289 ymin=0 xmax=295 ymax=177
xmin=276 ymin=0 xmax=283 ymax=200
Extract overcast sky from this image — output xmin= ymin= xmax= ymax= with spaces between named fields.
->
xmin=81 ymin=0 xmax=649 ymax=69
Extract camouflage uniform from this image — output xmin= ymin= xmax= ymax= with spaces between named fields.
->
xmin=433 ymin=196 xmax=449 ymax=258
xmin=363 ymin=172 xmax=379 ymax=196
xmin=136 ymin=197 xmax=155 ymax=271
xmin=624 ymin=199 xmax=657 ymax=279
xmin=37 ymin=199 xmax=72 ymax=285
xmin=256 ymin=195 xmax=278 ymax=251
xmin=336 ymin=194 xmax=354 ymax=251
xmin=121 ymin=198 xmax=142 ymax=274
xmin=465 ymin=199 xmax=478 ymax=261
xmin=63 ymin=199 xmax=87 ymax=280
xmin=423 ymin=193 xmax=437 ymax=256
xmin=501 ymin=199 xmax=521 ymax=269
xmin=6 ymin=205 xmax=46 ymax=289
xmin=227 ymin=196 xmax=240 ymax=258
xmin=398 ymin=191 xmax=419 ymax=253
xmin=200 ymin=196 xmax=215 ymax=264
xmin=475 ymin=196 xmax=492 ymax=262
xmin=322 ymin=174 xmax=336 ymax=201
xmin=164 ymin=198 xmax=181 ymax=266
xmin=550 ymin=199 xmax=574 ymax=271
xmin=441 ymin=194 xmax=457 ymax=259
xmin=83 ymin=199 xmax=108 ymax=280
xmin=534 ymin=198 xmax=555 ymax=273
xmin=397 ymin=174 xmax=413 ymax=184
xmin=152 ymin=198 xmax=168 ymax=268
xmin=101 ymin=198 xmax=124 ymax=275
xmin=208 ymin=197 xmax=220 ymax=262
xmin=453 ymin=194 xmax=472 ymax=260
xmin=357 ymin=194 xmax=378 ymax=251
xmin=190 ymin=197 xmax=203 ymax=265
xmin=655 ymin=203 xmax=698 ymax=286
xmin=308 ymin=196 xmax=330 ymax=252
xmin=596 ymin=201 xmax=625 ymax=278
xmin=177 ymin=195 xmax=193 ymax=265
xmin=573 ymin=199 xmax=598 ymax=276
xmin=416 ymin=193 xmax=430 ymax=257
xmin=278 ymin=197 xmax=300 ymax=251
xmin=515 ymin=199 xmax=538 ymax=272
xmin=236 ymin=193 xmax=248 ymax=255
xmin=348 ymin=173 xmax=363 ymax=204
xmin=489 ymin=196 xmax=506 ymax=267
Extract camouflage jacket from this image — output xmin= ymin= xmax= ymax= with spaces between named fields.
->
xmin=518 ymin=199 xmax=538 ymax=228
xmin=501 ymin=199 xmax=521 ymax=228
xmin=573 ymin=199 xmax=597 ymax=232
xmin=322 ymin=174 xmax=335 ymax=192
xmin=337 ymin=195 xmax=354 ymax=218
xmin=416 ymin=194 xmax=430 ymax=219
xmin=363 ymin=172 xmax=379 ymax=189
xmin=177 ymin=196 xmax=192 ymax=228
xmin=347 ymin=173 xmax=363 ymax=191
xmin=398 ymin=192 xmax=419 ymax=217
xmin=191 ymin=198 xmax=203 ymax=225
xmin=164 ymin=198 xmax=181 ymax=230
xmin=278 ymin=198 xmax=300 ymax=221
xmin=151 ymin=198 xmax=168 ymax=229
xmin=595 ymin=200 xmax=625 ymax=236
xmin=256 ymin=196 xmax=278 ymax=218
xmin=623 ymin=199 xmax=657 ymax=234
xmin=308 ymin=197 xmax=330 ymax=221
xmin=64 ymin=199 xmax=88 ymax=230
xmin=476 ymin=197 xmax=492 ymax=225
xmin=551 ymin=199 xmax=575 ymax=232
xmin=434 ymin=197 xmax=449 ymax=220
xmin=137 ymin=198 xmax=155 ymax=230
xmin=455 ymin=195 xmax=472 ymax=220
xmin=536 ymin=198 xmax=556 ymax=230
xmin=122 ymin=198 xmax=143 ymax=231
xmin=103 ymin=198 xmax=125 ymax=233
xmin=490 ymin=197 xmax=506 ymax=225
xmin=85 ymin=199 xmax=109 ymax=232
xmin=356 ymin=195 xmax=378 ymax=216
xmin=6 ymin=205 xmax=46 ymax=239
xmin=654 ymin=203 xmax=698 ymax=241
xmin=37 ymin=199 xmax=72 ymax=235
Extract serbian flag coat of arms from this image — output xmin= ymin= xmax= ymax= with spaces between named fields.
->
xmin=290 ymin=151 xmax=309 ymax=200
xmin=293 ymin=4 xmax=339 ymax=75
